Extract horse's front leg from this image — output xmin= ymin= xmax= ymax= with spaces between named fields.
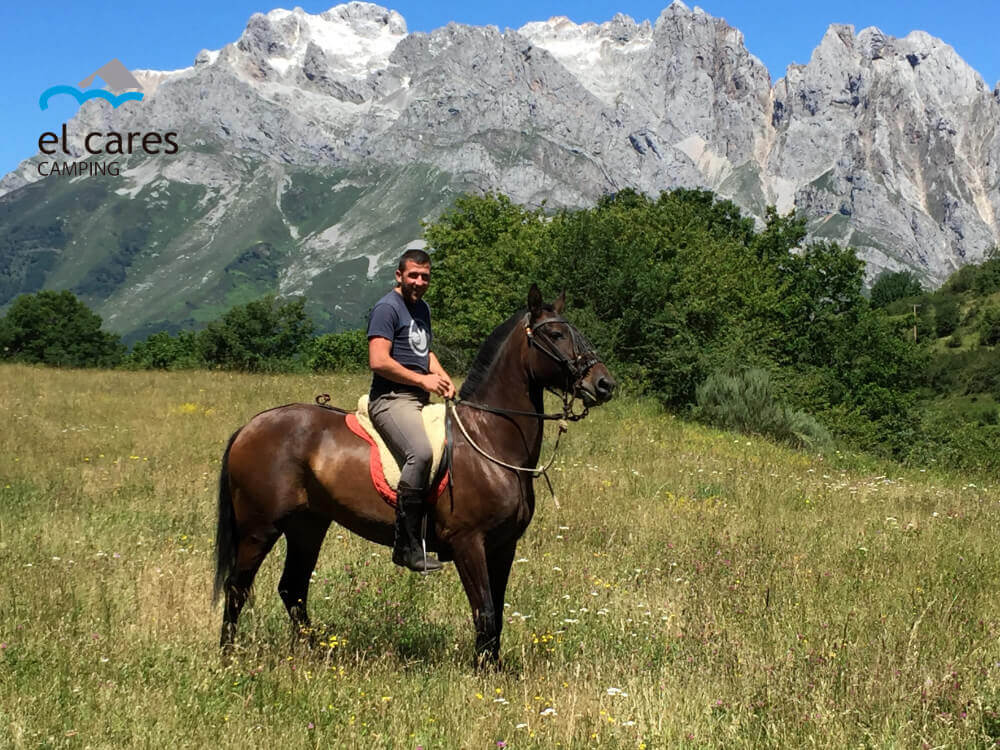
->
xmin=486 ymin=540 xmax=517 ymax=660
xmin=452 ymin=533 xmax=500 ymax=668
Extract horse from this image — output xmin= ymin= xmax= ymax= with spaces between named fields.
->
xmin=213 ymin=285 xmax=616 ymax=666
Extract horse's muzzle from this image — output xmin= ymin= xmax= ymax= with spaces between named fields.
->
xmin=578 ymin=363 xmax=616 ymax=406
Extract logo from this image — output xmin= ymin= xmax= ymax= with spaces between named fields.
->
xmin=408 ymin=320 xmax=429 ymax=357
xmin=39 ymin=59 xmax=144 ymax=111
xmin=35 ymin=59 xmax=178 ymax=179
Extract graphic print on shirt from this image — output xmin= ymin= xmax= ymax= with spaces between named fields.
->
xmin=408 ymin=319 xmax=429 ymax=357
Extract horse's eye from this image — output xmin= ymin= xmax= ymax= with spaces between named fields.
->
xmin=550 ymin=330 xmax=564 ymax=340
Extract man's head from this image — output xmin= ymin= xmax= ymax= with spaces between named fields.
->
xmin=395 ymin=248 xmax=431 ymax=305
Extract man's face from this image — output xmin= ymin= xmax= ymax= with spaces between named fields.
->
xmin=396 ymin=260 xmax=431 ymax=304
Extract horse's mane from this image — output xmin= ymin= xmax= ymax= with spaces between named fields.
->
xmin=459 ymin=308 xmax=529 ymax=399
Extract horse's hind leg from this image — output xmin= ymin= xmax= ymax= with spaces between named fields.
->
xmin=278 ymin=511 xmax=331 ymax=638
xmin=221 ymin=526 xmax=280 ymax=652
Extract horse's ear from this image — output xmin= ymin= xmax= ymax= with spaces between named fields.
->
xmin=528 ymin=284 xmax=543 ymax=316
xmin=553 ymin=291 xmax=565 ymax=315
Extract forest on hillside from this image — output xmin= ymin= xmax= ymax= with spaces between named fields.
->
xmin=3 ymin=189 xmax=999 ymax=474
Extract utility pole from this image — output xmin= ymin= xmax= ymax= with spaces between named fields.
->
xmin=912 ymin=304 xmax=920 ymax=342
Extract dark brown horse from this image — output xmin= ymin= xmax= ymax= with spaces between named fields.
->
xmin=213 ymin=286 xmax=616 ymax=665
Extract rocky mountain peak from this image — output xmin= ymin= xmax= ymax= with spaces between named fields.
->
xmin=517 ymin=15 xmax=653 ymax=107
xmin=235 ymin=3 xmax=406 ymax=82
xmin=1 ymin=2 xmax=998 ymax=338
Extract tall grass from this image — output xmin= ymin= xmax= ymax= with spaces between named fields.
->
xmin=1 ymin=364 xmax=999 ymax=748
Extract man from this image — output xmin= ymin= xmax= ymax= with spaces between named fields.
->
xmin=367 ymin=247 xmax=456 ymax=572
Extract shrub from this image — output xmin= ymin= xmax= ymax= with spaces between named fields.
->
xmin=306 ymin=329 xmax=368 ymax=372
xmin=979 ymin=306 xmax=1000 ymax=347
xmin=784 ymin=410 xmax=835 ymax=451
xmin=126 ymin=330 xmax=201 ymax=370
xmin=944 ymin=263 xmax=979 ymax=294
xmin=934 ymin=294 xmax=961 ymax=338
xmin=964 ymin=349 xmax=1000 ymax=399
xmin=693 ymin=368 xmax=831 ymax=450
xmin=905 ymin=410 xmax=1000 ymax=475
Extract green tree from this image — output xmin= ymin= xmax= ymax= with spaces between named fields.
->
xmin=423 ymin=193 xmax=550 ymax=368
xmin=972 ymin=247 xmax=1000 ymax=295
xmin=979 ymin=305 xmax=1000 ymax=347
xmin=870 ymin=270 xmax=923 ymax=308
xmin=0 ymin=290 xmax=123 ymax=367
xmin=943 ymin=263 xmax=979 ymax=294
xmin=750 ymin=206 xmax=808 ymax=261
xmin=197 ymin=295 xmax=314 ymax=371
xmin=423 ymin=188 xmax=923 ymax=452
xmin=933 ymin=294 xmax=961 ymax=338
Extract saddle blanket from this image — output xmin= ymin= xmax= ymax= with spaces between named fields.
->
xmin=345 ymin=395 xmax=449 ymax=507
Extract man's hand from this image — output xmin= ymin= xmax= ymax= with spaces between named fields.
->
xmin=422 ymin=372 xmax=455 ymax=398
xmin=440 ymin=373 xmax=456 ymax=399
xmin=427 ymin=352 xmax=456 ymax=399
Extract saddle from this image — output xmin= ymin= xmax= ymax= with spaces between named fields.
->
xmin=345 ymin=395 xmax=450 ymax=507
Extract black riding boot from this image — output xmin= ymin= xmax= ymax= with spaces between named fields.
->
xmin=392 ymin=488 xmax=442 ymax=573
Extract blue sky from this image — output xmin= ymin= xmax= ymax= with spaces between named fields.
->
xmin=1 ymin=0 xmax=997 ymax=177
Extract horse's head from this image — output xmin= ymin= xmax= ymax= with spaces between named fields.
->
xmin=526 ymin=285 xmax=616 ymax=407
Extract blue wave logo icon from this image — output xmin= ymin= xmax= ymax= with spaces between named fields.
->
xmin=39 ymin=59 xmax=144 ymax=111
xmin=39 ymin=86 xmax=144 ymax=110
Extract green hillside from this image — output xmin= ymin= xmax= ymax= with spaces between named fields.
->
xmin=878 ymin=256 xmax=1000 ymax=426
xmin=0 ymin=160 xmax=464 ymax=341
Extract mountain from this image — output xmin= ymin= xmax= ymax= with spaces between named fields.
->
xmin=2 ymin=1 xmax=998 ymax=339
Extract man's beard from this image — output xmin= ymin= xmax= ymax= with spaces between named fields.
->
xmin=400 ymin=282 xmax=423 ymax=303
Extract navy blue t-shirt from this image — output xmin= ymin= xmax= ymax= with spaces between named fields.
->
xmin=367 ymin=290 xmax=432 ymax=399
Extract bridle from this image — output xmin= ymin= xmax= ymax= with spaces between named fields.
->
xmin=445 ymin=313 xmax=603 ymax=492
xmin=454 ymin=313 xmax=601 ymax=423
xmin=525 ymin=314 xmax=602 ymax=419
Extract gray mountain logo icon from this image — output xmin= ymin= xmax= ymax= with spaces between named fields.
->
xmin=39 ymin=59 xmax=145 ymax=111
xmin=78 ymin=59 xmax=143 ymax=92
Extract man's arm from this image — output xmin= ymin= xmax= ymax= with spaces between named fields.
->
xmin=369 ymin=337 xmax=453 ymax=396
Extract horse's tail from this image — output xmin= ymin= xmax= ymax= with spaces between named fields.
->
xmin=213 ymin=428 xmax=242 ymax=606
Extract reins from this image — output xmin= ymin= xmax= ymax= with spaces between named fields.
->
xmin=446 ymin=398 xmax=568 ymax=505
xmin=447 ymin=398 xmax=569 ymax=475
xmin=452 ymin=391 xmax=589 ymax=422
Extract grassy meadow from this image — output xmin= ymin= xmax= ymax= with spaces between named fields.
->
xmin=2 ymin=363 xmax=1000 ymax=748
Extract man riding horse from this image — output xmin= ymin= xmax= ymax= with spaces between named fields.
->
xmin=216 ymin=278 xmax=616 ymax=662
xmin=367 ymin=246 xmax=456 ymax=572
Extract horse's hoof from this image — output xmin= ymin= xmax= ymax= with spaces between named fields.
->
xmin=473 ymin=653 xmax=502 ymax=672
xmin=292 ymin=624 xmax=318 ymax=649
xmin=220 ymin=644 xmax=238 ymax=666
